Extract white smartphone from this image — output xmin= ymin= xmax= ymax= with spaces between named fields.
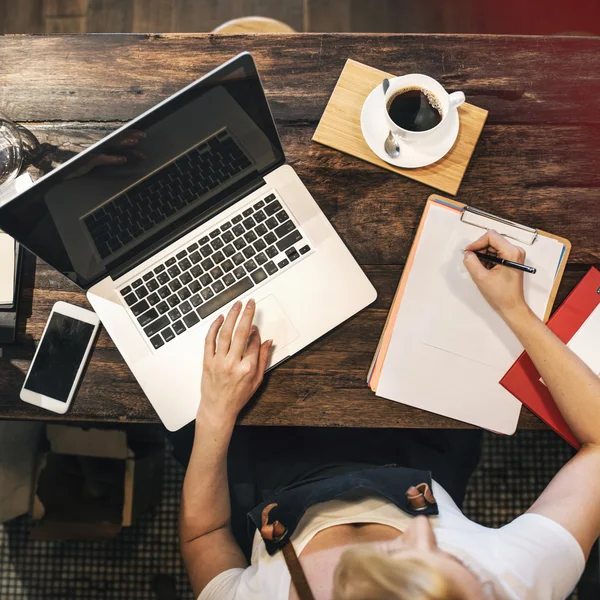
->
xmin=20 ymin=301 xmax=100 ymax=414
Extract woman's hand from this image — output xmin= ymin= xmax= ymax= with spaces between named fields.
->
xmin=198 ymin=299 xmax=272 ymax=426
xmin=463 ymin=229 xmax=530 ymax=321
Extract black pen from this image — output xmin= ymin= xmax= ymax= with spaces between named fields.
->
xmin=473 ymin=251 xmax=537 ymax=274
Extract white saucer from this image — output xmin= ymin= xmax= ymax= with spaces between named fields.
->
xmin=360 ymin=84 xmax=460 ymax=169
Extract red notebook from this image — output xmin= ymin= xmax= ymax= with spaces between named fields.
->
xmin=501 ymin=267 xmax=600 ymax=449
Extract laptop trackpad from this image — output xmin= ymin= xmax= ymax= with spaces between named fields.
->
xmin=253 ymin=295 xmax=299 ymax=355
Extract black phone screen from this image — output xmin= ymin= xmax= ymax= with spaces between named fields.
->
xmin=24 ymin=312 xmax=95 ymax=402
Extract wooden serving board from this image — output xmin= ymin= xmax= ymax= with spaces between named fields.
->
xmin=313 ymin=59 xmax=489 ymax=195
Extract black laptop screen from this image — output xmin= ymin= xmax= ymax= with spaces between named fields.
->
xmin=0 ymin=53 xmax=284 ymax=289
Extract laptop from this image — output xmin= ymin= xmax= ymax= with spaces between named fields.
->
xmin=0 ymin=53 xmax=376 ymax=431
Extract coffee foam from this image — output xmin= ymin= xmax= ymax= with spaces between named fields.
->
xmin=387 ymin=85 xmax=444 ymax=116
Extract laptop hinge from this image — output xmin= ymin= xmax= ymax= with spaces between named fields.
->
xmin=109 ymin=176 xmax=267 ymax=282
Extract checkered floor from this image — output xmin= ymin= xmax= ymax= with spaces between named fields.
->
xmin=0 ymin=430 xmax=577 ymax=600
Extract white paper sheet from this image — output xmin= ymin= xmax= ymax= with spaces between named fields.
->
xmin=420 ymin=224 xmax=564 ymax=369
xmin=376 ymin=202 xmax=565 ymax=434
xmin=0 ymin=233 xmax=15 ymax=305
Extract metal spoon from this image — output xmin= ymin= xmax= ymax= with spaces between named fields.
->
xmin=382 ymin=78 xmax=400 ymax=159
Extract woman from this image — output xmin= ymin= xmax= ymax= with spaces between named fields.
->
xmin=177 ymin=230 xmax=599 ymax=599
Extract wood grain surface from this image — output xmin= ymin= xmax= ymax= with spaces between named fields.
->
xmin=0 ymin=33 xmax=598 ymax=430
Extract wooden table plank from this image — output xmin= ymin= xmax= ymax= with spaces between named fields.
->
xmin=0 ymin=33 xmax=598 ymax=431
xmin=0 ymin=34 xmax=599 ymax=124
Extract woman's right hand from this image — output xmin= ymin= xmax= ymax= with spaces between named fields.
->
xmin=463 ymin=229 xmax=530 ymax=321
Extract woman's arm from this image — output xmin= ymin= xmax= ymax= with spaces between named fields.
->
xmin=179 ymin=300 xmax=272 ymax=597
xmin=464 ymin=231 xmax=600 ymax=557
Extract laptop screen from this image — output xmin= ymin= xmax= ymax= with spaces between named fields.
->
xmin=0 ymin=53 xmax=284 ymax=289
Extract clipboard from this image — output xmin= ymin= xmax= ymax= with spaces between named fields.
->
xmin=367 ymin=194 xmax=571 ymax=434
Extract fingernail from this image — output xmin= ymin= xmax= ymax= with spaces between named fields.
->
xmin=116 ymin=156 xmax=127 ymax=163
xmin=233 ymin=301 xmax=241 ymax=310
xmin=251 ymin=325 xmax=258 ymax=333
xmin=247 ymin=298 xmax=255 ymax=308
xmin=268 ymin=339 xmax=273 ymax=347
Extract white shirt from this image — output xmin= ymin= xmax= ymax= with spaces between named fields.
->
xmin=199 ymin=481 xmax=585 ymax=600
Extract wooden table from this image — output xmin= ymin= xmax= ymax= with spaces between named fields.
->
xmin=0 ymin=33 xmax=598 ymax=429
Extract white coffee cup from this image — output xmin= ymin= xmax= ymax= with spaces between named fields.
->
xmin=383 ymin=74 xmax=465 ymax=145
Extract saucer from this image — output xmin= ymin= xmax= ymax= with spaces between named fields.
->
xmin=360 ymin=84 xmax=460 ymax=169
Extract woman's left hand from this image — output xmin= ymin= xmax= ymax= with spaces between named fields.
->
xmin=198 ymin=299 xmax=272 ymax=426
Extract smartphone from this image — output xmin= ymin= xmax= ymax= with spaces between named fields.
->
xmin=20 ymin=301 xmax=100 ymax=414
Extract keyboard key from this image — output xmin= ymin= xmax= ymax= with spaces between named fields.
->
xmin=157 ymin=301 xmax=169 ymax=314
xmin=187 ymin=242 xmax=199 ymax=252
xmin=232 ymin=215 xmax=242 ymax=224
xmin=213 ymin=280 xmax=225 ymax=293
xmin=266 ymin=246 xmax=278 ymax=259
xmin=299 ymin=245 xmax=311 ymax=255
xmin=221 ymin=221 xmax=232 ymax=231
xmin=244 ymin=231 xmax=258 ymax=243
xmin=276 ymin=211 xmax=289 ymax=224
xmin=197 ymin=277 xmax=253 ymax=319
xmin=173 ymin=320 xmax=186 ymax=335
xmin=243 ymin=246 xmax=256 ymax=259
xmin=200 ymin=244 xmax=213 ymax=258
xmin=143 ymin=315 xmax=169 ymax=338
xmin=251 ymin=268 xmax=267 ymax=284
xmin=190 ymin=294 xmax=202 ymax=307
xmin=222 ymin=231 xmax=234 ymax=243
xmin=147 ymin=292 xmax=160 ymax=306
xmin=199 ymin=236 xmax=209 ymax=245
xmin=255 ymin=252 xmax=267 ymax=266
xmin=265 ymin=193 xmax=276 ymax=202
xmin=242 ymin=207 xmax=253 ymax=217
xmin=233 ymin=266 xmax=246 ymax=279
xmin=275 ymin=220 xmax=295 ymax=239
xmin=223 ymin=273 xmax=235 ymax=286
xmin=180 ymin=300 xmax=192 ymax=314
xmin=287 ymin=248 xmax=300 ymax=261
xmin=124 ymin=293 xmax=137 ymax=306
xmin=176 ymin=250 xmax=187 ymax=260
xmin=209 ymin=230 xmax=220 ymax=239
xmin=167 ymin=294 xmax=179 ymax=308
xmin=264 ymin=232 xmax=277 ymax=245
xmin=200 ymin=274 xmax=212 ymax=286
xmin=157 ymin=272 xmax=170 ymax=285
xmin=180 ymin=272 xmax=192 ymax=285
xmin=223 ymin=244 xmax=235 ymax=257
xmin=120 ymin=285 xmax=132 ymax=296
xmin=201 ymin=258 xmax=214 ymax=271
xmin=189 ymin=251 xmax=202 ymax=264
xmin=265 ymin=217 xmax=278 ymax=229
xmin=242 ymin=217 xmax=256 ymax=230
xmin=158 ymin=286 xmax=170 ymax=299
xmin=253 ymin=199 xmax=265 ymax=210
xmin=276 ymin=230 xmax=303 ymax=252
xmin=150 ymin=334 xmax=164 ymax=349
xmin=154 ymin=264 xmax=166 ymax=274
xmin=147 ymin=279 xmax=159 ymax=292
xmin=162 ymin=327 xmax=175 ymax=342
xmin=222 ymin=259 xmax=234 ymax=272
xmin=233 ymin=238 xmax=246 ymax=250
xmin=183 ymin=311 xmax=200 ymax=328
xmin=254 ymin=239 xmax=267 ymax=252
xmin=143 ymin=272 xmax=153 ymax=282
xmin=264 ymin=200 xmax=281 ymax=216
xmin=169 ymin=279 xmax=182 ymax=292
xmin=138 ymin=308 xmax=158 ymax=327
xmin=210 ymin=266 xmax=224 ymax=280
xmin=168 ymin=308 xmax=181 ymax=321
xmin=212 ymin=250 xmax=224 ymax=264
xmin=179 ymin=257 xmax=191 ymax=271
xmin=190 ymin=265 xmax=203 ymax=278
xmin=244 ymin=259 xmax=257 ymax=272
xmin=168 ymin=265 xmax=181 ymax=278
xmin=232 ymin=224 xmax=245 ymax=236
xmin=201 ymin=288 xmax=215 ymax=301
xmin=264 ymin=261 xmax=278 ymax=276
xmin=189 ymin=280 xmax=201 ymax=293
xmin=132 ymin=278 xmax=143 ymax=288
xmin=254 ymin=210 xmax=266 ymax=223
xmin=211 ymin=238 xmax=224 ymax=251
xmin=166 ymin=257 xmax=176 ymax=267
xmin=136 ymin=286 xmax=149 ymax=299
xmin=178 ymin=287 xmax=191 ymax=301
xmin=255 ymin=223 xmax=268 ymax=237
xmin=278 ymin=258 xmax=289 ymax=268
xmin=232 ymin=252 xmax=245 ymax=265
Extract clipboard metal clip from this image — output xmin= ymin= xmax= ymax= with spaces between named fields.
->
xmin=461 ymin=206 xmax=538 ymax=245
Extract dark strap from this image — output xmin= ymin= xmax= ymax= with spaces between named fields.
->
xmin=259 ymin=484 xmax=436 ymax=600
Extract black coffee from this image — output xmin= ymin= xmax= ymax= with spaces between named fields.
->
xmin=387 ymin=87 xmax=443 ymax=132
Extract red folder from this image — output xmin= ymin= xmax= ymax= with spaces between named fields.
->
xmin=501 ymin=267 xmax=600 ymax=449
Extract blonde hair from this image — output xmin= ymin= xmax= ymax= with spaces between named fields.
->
xmin=332 ymin=546 xmax=464 ymax=600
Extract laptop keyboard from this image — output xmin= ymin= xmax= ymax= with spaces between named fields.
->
xmin=84 ymin=130 xmax=252 ymax=259
xmin=118 ymin=193 xmax=311 ymax=349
